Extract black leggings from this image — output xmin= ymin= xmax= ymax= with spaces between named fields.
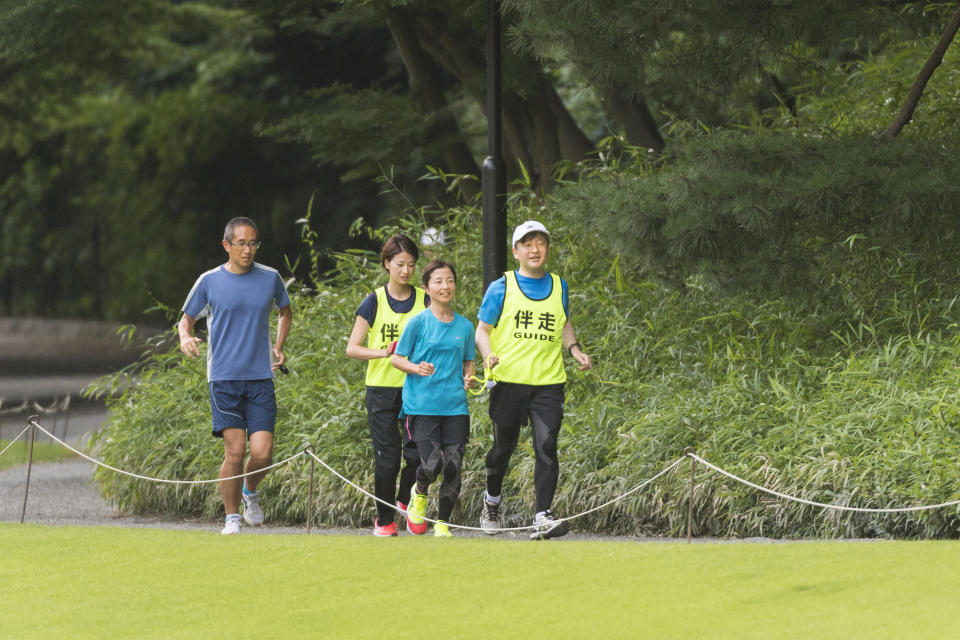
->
xmin=484 ymin=383 xmax=564 ymax=513
xmin=366 ymin=387 xmax=419 ymax=524
xmin=407 ymin=414 xmax=470 ymax=522
xmin=416 ymin=440 xmax=465 ymax=522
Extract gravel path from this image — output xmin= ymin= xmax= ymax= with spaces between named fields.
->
xmin=0 ymin=458 xmax=668 ymax=540
xmin=0 ymin=394 xmax=339 ymax=535
xmin=0 ymin=458 xmax=329 ymax=535
xmin=0 ymin=430 xmax=684 ymax=541
xmin=1 ymin=458 xmax=681 ymax=540
xmin=1 ymin=452 xmax=802 ymax=543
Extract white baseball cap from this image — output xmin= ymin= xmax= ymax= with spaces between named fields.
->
xmin=512 ymin=220 xmax=550 ymax=246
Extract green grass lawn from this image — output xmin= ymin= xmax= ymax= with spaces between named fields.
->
xmin=1 ymin=524 xmax=957 ymax=639
xmin=0 ymin=438 xmax=77 ymax=471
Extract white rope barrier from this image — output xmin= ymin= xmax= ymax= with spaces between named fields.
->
xmin=305 ymin=449 xmax=688 ymax=532
xmin=305 ymin=448 xmax=530 ymax=532
xmin=12 ymin=417 xmax=960 ymax=533
xmin=27 ymin=419 xmax=306 ymax=485
xmin=0 ymin=424 xmax=32 ymax=459
xmin=689 ymin=453 xmax=960 ymax=514
xmin=559 ymin=457 xmax=687 ymax=523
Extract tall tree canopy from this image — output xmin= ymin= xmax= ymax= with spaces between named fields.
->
xmin=1 ymin=0 xmax=958 ymax=319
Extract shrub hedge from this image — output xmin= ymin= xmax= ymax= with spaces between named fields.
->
xmin=90 ymin=136 xmax=960 ymax=538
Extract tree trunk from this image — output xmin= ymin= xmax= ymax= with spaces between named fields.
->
xmin=599 ymin=87 xmax=665 ymax=152
xmin=545 ymin=82 xmax=595 ymax=160
xmin=382 ymin=5 xmax=481 ymax=200
xmin=413 ymin=8 xmax=594 ymax=192
xmin=881 ymin=5 xmax=960 ymax=139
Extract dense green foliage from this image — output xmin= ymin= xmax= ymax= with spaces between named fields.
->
xmin=0 ymin=0 xmax=425 ymax=320
xmin=7 ymin=0 xmax=958 ymax=320
xmin=504 ymin=0 xmax=918 ymax=122
xmin=90 ymin=163 xmax=960 ymax=538
xmin=51 ymin=1 xmax=960 ymax=538
xmin=558 ymin=133 xmax=960 ymax=292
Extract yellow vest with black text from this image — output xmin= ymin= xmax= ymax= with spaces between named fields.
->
xmin=489 ymin=271 xmax=566 ymax=385
xmin=365 ymin=286 xmax=427 ymax=387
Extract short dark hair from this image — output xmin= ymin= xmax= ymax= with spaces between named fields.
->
xmin=421 ymin=259 xmax=457 ymax=287
xmin=516 ymin=230 xmax=549 ymax=246
xmin=224 ymin=217 xmax=259 ymax=242
xmin=380 ymin=234 xmax=420 ymax=269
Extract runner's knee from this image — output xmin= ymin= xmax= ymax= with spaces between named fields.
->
xmin=222 ymin=437 xmax=246 ymax=465
xmin=442 ymin=445 xmax=463 ymax=484
xmin=374 ymin=456 xmax=401 ymax=478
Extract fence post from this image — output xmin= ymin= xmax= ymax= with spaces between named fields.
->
xmin=20 ymin=415 xmax=38 ymax=524
xmin=685 ymin=448 xmax=696 ymax=544
xmin=305 ymin=446 xmax=315 ymax=535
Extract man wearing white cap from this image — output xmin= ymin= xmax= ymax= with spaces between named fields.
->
xmin=474 ymin=220 xmax=592 ymax=539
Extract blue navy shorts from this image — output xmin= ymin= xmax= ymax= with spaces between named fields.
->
xmin=208 ymin=379 xmax=277 ymax=438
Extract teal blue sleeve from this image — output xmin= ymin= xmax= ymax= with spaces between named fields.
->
xmin=462 ymin=317 xmax=476 ymax=361
xmin=395 ymin=313 xmax=419 ymax=358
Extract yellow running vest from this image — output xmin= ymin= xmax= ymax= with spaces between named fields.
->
xmin=489 ymin=271 xmax=566 ymax=385
xmin=365 ymin=286 xmax=427 ymax=387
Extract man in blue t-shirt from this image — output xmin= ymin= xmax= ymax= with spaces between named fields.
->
xmin=178 ymin=217 xmax=293 ymax=535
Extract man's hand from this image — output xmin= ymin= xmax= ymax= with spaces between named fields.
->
xmin=485 ymin=353 xmax=499 ymax=369
xmin=272 ymin=347 xmax=286 ymax=370
xmin=180 ymin=336 xmax=202 ymax=358
xmin=571 ymin=346 xmax=592 ymax=371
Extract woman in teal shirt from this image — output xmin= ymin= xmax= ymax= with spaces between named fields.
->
xmin=391 ymin=260 xmax=475 ymax=537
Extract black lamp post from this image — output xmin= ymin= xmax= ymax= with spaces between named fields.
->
xmin=482 ymin=0 xmax=507 ymax=291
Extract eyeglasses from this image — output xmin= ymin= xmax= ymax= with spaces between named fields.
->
xmin=229 ymin=240 xmax=261 ymax=249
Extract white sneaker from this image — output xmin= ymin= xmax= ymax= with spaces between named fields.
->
xmin=242 ymin=491 xmax=264 ymax=526
xmin=221 ymin=516 xmax=241 ymax=535
xmin=479 ymin=500 xmax=501 ymax=536
xmin=530 ymin=510 xmax=569 ymax=540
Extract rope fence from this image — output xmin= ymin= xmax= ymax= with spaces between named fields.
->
xmin=5 ymin=416 xmax=960 ymax=538
xmin=0 ymin=424 xmax=32 ymax=460
xmin=29 ymin=419 xmax=306 ymax=485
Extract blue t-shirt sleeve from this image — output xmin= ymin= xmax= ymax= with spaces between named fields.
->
xmin=183 ymin=276 xmax=208 ymax=318
xmin=561 ymin=277 xmax=570 ymax=320
xmin=355 ymin=292 xmax=378 ymax=326
xmin=395 ymin=313 xmax=420 ymax=358
xmin=478 ymin=277 xmax=506 ymax=326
